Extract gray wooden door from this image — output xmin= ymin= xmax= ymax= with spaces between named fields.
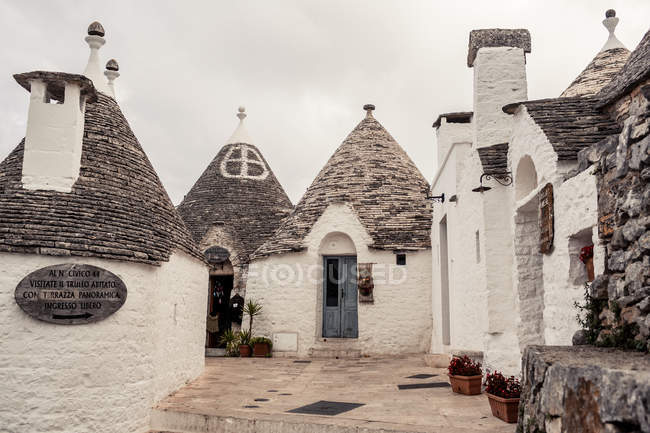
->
xmin=323 ymin=256 xmax=358 ymax=338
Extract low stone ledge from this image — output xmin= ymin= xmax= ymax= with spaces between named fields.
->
xmin=518 ymin=345 xmax=650 ymax=433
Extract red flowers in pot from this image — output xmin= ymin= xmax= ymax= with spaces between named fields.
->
xmin=484 ymin=371 xmax=521 ymax=423
xmin=447 ymin=355 xmax=483 ymax=395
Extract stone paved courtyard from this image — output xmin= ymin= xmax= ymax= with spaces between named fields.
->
xmin=151 ymin=355 xmax=515 ymax=433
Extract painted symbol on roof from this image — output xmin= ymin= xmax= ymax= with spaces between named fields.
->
xmin=220 ymin=144 xmax=269 ymax=180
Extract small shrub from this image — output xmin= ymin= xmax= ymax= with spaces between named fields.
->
xmin=448 ymin=355 xmax=482 ymax=376
xmin=574 ymin=282 xmax=607 ymax=344
xmin=484 ymin=371 xmax=521 ymax=398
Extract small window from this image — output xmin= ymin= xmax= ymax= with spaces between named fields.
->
xmin=396 ymin=253 xmax=406 ymax=266
xmin=475 ymin=230 xmax=481 ymax=263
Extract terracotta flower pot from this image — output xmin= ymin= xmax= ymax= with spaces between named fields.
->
xmin=487 ymin=393 xmax=520 ymax=423
xmin=239 ymin=344 xmax=251 ymax=357
xmin=448 ymin=374 xmax=482 ymax=395
xmin=253 ymin=342 xmax=270 ymax=357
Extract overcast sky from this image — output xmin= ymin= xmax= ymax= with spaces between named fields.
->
xmin=1 ymin=0 xmax=649 ymax=205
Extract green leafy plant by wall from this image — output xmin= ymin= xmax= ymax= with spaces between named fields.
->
xmin=574 ymin=283 xmax=646 ymax=352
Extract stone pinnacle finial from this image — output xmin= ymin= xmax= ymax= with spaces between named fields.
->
xmin=601 ymin=9 xmax=626 ymax=52
xmin=104 ymin=59 xmax=120 ymax=98
xmin=237 ymin=106 xmax=247 ymax=120
xmin=363 ymin=104 xmax=375 ymax=117
xmin=88 ymin=21 xmax=105 ymax=37
xmin=83 ymin=21 xmax=110 ymax=94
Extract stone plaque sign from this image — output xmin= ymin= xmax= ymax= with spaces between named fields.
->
xmin=204 ymin=246 xmax=230 ymax=264
xmin=539 ymin=183 xmax=554 ymax=254
xmin=15 ymin=264 xmax=127 ymax=325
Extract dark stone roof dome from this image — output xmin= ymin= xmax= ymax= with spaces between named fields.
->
xmin=176 ymin=141 xmax=293 ymax=263
xmin=0 ymin=93 xmax=203 ymax=265
xmin=253 ymin=113 xmax=432 ymax=259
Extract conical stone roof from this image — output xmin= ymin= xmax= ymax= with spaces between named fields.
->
xmin=560 ymin=48 xmax=629 ymax=98
xmin=0 ymin=92 xmax=203 ymax=265
xmin=177 ymin=111 xmax=293 ymax=263
xmin=560 ymin=10 xmax=630 ymax=98
xmin=253 ymin=109 xmax=431 ymax=259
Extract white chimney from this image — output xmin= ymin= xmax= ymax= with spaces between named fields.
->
xmin=15 ymin=72 xmax=97 ymax=192
xmin=468 ymin=29 xmax=531 ymax=149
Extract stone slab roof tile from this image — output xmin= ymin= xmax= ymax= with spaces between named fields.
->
xmin=597 ymin=29 xmax=650 ymax=107
xmin=503 ymin=97 xmax=621 ymax=161
xmin=432 ymin=111 xmax=472 ymax=129
xmin=0 ymin=93 xmax=203 ymax=265
xmin=560 ymin=48 xmax=630 ymax=98
xmin=252 ymin=114 xmax=431 ymax=259
xmin=477 ymin=143 xmax=509 ymax=174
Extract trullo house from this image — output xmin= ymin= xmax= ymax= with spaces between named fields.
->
xmin=245 ymin=104 xmax=433 ymax=357
xmin=0 ymin=22 xmax=208 ymax=433
xmin=177 ymin=108 xmax=293 ymax=349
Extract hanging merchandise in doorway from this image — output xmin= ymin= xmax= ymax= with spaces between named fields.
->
xmin=358 ymin=262 xmax=374 ymax=303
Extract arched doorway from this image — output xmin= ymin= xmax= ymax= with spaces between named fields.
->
xmin=513 ymin=156 xmax=545 ymax=350
xmin=205 ymin=246 xmax=237 ymax=349
xmin=319 ymin=232 xmax=358 ymax=338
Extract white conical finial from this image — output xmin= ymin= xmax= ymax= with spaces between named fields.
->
xmin=226 ymin=106 xmax=254 ymax=144
xmin=83 ymin=21 xmax=111 ymax=94
xmin=600 ymin=9 xmax=626 ymax=52
xmin=104 ymin=59 xmax=120 ymax=98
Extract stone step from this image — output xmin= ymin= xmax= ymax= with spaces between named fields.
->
xmin=308 ymin=348 xmax=362 ymax=358
xmin=205 ymin=348 xmax=226 ymax=357
xmin=150 ymin=408 xmax=430 ymax=433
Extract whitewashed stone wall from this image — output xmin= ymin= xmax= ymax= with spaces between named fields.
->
xmin=246 ymin=203 xmax=432 ymax=356
xmin=0 ymin=251 xmax=206 ymax=433
xmin=431 ymin=141 xmax=489 ymax=354
xmin=473 ymin=47 xmax=527 ymax=149
xmin=507 ymin=107 xmax=601 ymax=369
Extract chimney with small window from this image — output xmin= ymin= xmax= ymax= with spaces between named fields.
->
xmin=15 ymin=72 xmax=97 ymax=192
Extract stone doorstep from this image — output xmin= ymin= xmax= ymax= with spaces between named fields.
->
xmin=308 ymin=349 xmax=362 ymax=359
xmin=150 ymin=407 xmax=447 ymax=433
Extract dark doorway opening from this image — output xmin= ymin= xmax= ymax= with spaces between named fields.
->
xmin=206 ymin=274 xmax=233 ymax=348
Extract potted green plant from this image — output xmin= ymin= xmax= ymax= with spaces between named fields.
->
xmin=243 ymin=299 xmax=263 ymax=335
xmin=251 ymin=336 xmax=273 ymax=357
xmin=219 ymin=329 xmax=240 ymax=357
xmin=484 ymin=371 xmax=521 ymax=423
xmin=447 ymin=355 xmax=483 ymax=395
xmin=237 ymin=329 xmax=252 ymax=357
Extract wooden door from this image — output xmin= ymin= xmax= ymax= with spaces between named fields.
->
xmin=323 ymin=256 xmax=358 ymax=338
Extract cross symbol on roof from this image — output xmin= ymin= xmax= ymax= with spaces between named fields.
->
xmin=220 ymin=144 xmax=270 ymax=180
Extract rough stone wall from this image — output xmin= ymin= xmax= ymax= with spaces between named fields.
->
xmin=246 ymin=203 xmax=432 ymax=356
xmin=518 ymin=346 xmax=650 ymax=433
xmin=0 ymin=251 xmax=206 ymax=433
xmin=200 ymin=225 xmax=247 ymax=297
xmin=514 ymin=199 xmax=545 ymax=350
xmin=591 ymin=80 xmax=650 ymax=350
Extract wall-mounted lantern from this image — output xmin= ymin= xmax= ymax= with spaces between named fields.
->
xmin=472 ymin=172 xmax=512 ymax=193
xmin=427 ymin=193 xmax=445 ymax=203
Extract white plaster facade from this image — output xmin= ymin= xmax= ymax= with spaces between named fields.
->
xmin=0 ymin=251 xmax=207 ymax=433
xmin=509 ymin=107 xmax=602 ymax=351
xmin=21 ymin=81 xmax=86 ymax=193
xmin=246 ymin=203 xmax=432 ymax=356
